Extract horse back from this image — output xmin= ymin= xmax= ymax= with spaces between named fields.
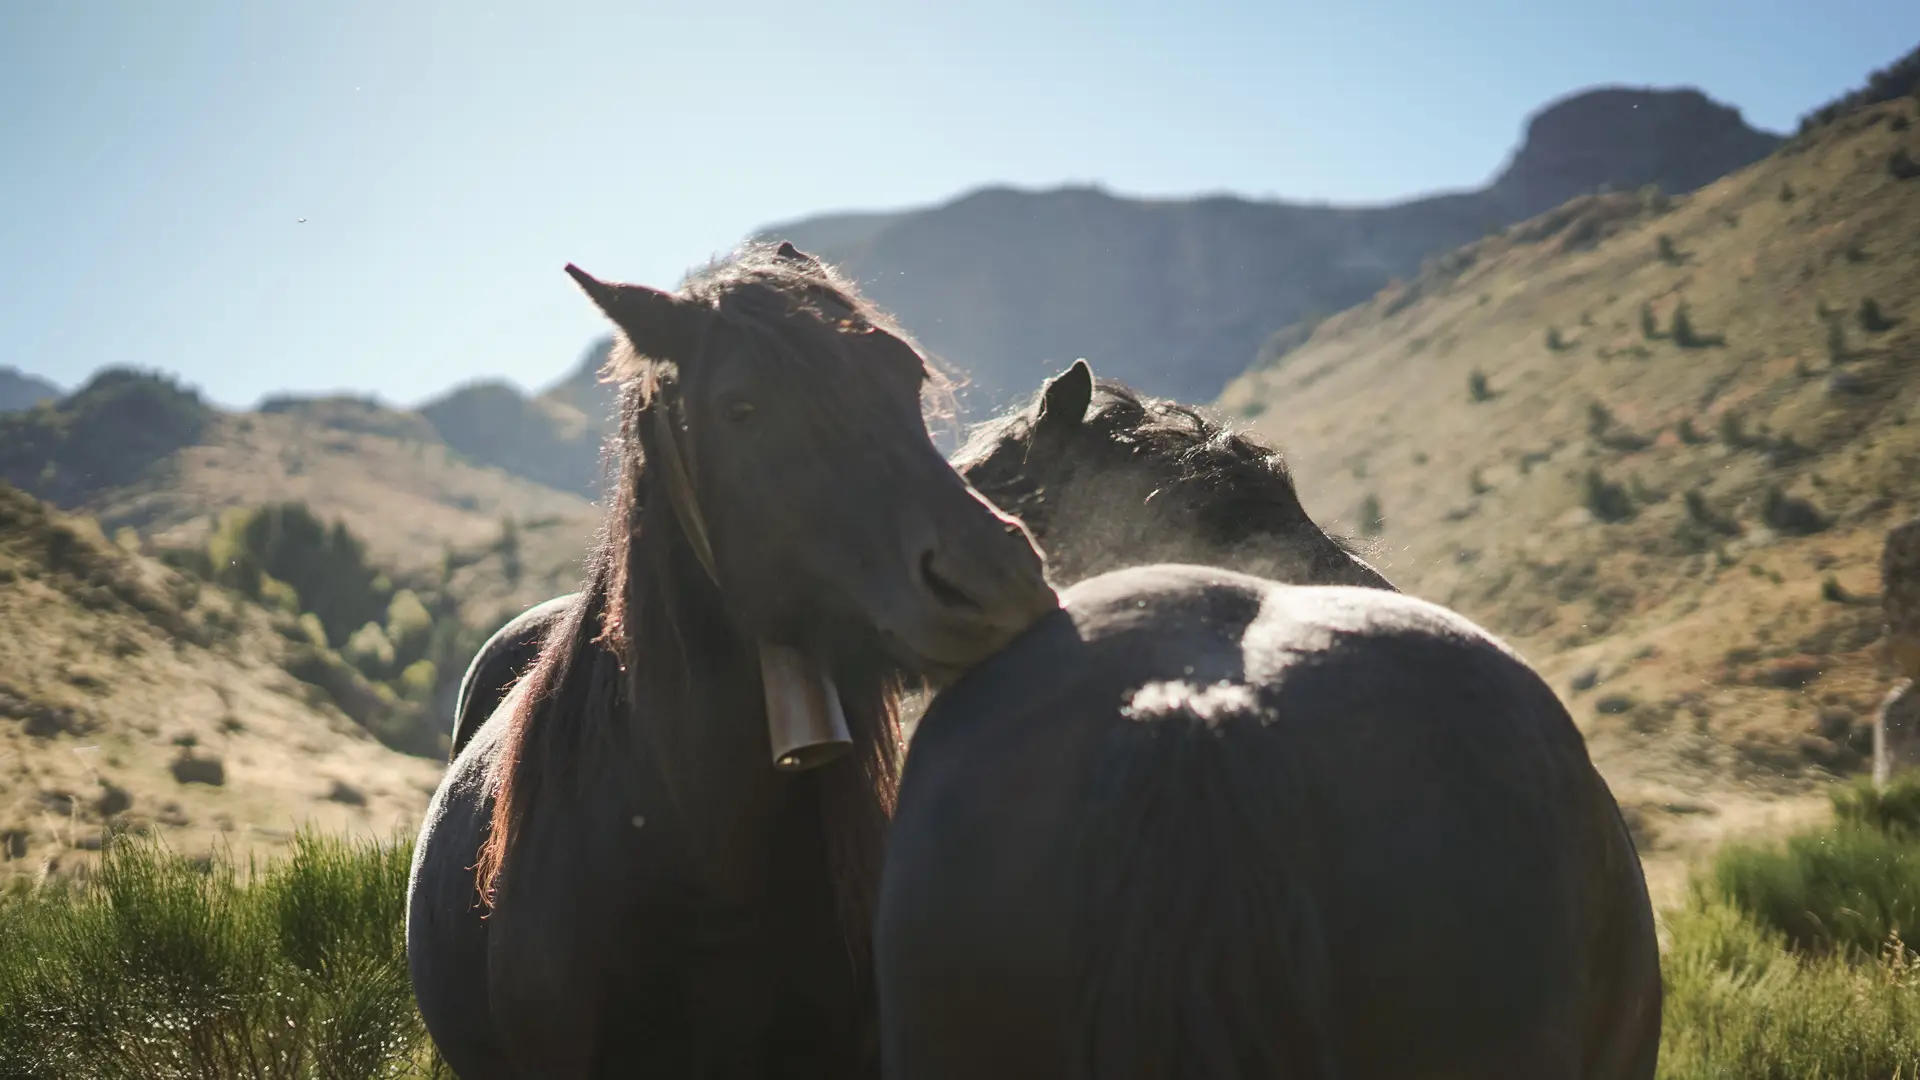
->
xmin=450 ymin=592 xmax=579 ymax=761
xmin=880 ymin=564 xmax=1659 ymax=1079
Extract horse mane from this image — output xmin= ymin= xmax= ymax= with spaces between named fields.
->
xmin=964 ymin=379 xmax=1361 ymax=554
xmin=474 ymin=241 xmax=909 ymax=967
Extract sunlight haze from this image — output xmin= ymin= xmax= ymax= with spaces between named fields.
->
xmin=3 ymin=0 xmax=1915 ymax=407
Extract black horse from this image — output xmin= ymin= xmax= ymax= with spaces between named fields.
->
xmin=952 ymin=358 xmax=1394 ymax=592
xmin=446 ymin=358 xmax=1392 ymax=761
xmin=876 ymin=562 xmax=1661 ymax=1078
xmin=405 ymin=243 xmax=1058 ymax=1079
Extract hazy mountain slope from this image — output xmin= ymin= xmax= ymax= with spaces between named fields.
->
xmin=0 ymin=378 xmax=596 ymax=585
xmin=0 ymin=368 xmax=61 ymax=414
xmin=381 ymin=85 xmax=1785 ymax=492
xmin=1213 ymin=96 xmax=1919 ymax=893
xmin=0 ymin=484 xmax=445 ymax=881
xmin=756 ymin=86 xmax=1783 ymax=418
xmin=417 ymin=380 xmax=606 ymax=500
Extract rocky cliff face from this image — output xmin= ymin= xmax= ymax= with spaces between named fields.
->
xmin=1484 ymin=87 xmax=1783 ymax=220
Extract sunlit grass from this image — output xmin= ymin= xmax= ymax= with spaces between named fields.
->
xmin=0 ymin=829 xmax=447 ymax=1080
xmin=16 ymin=779 xmax=1920 ymax=1077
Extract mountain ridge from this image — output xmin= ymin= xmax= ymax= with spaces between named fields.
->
xmin=749 ymin=84 xmax=1784 ymax=418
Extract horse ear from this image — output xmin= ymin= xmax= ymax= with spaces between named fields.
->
xmin=564 ymin=264 xmax=711 ymax=368
xmin=773 ymin=241 xmax=823 ymax=270
xmin=1035 ymin=358 xmax=1093 ymax=436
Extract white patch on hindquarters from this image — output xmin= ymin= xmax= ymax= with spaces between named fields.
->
xmin=1120 ymin=680 xmax=1264 ymax=729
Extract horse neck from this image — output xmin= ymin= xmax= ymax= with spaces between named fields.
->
xmin=620 ymin=531 xmax=820 ymax=900
xmin=635 ymin=524 xmax=895 ymax=964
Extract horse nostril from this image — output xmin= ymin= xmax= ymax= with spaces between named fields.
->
xmin=919 ymin=550 xmax=984 ymax=613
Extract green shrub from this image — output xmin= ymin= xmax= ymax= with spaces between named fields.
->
xmin=343 ymin=622 xmax=397 ymax=680
xmin=397 ymin=660 xmax=438 ymax=705
xmin=296 ymin=612 xmax=329 ymax=650
xmin=1703 ymin=823 xmax=1920 ymax=959
xmin=1833 ymin=774 xmax=1920 ymax=839
xmin=257 ymin=573 xmax=301 ymax=616
xmin=385 ymin=589 xmax=434 ymax=667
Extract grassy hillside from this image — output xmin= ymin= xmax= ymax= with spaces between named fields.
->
xmin=0 ymin=378 xmax=599 ymax=620
xmin=1216 ymin=95 xmax=1920 ymax=897
xmin=0 ymin=484 xmax=445 ymax=884
xmin=98 ymin=406 xmax=595 ymax=578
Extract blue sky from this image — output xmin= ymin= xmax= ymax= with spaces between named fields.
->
xmin=4 ymin=1 xmax=1916 ymax=410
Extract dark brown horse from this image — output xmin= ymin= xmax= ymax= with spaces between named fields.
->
xmin=405 ymin=242 xmax=1058 ymax=1080
xmin=447 ymin=358 xmax=1391 ymax=761
xmin=877 ymin=563 xmax=1661 ymax=1079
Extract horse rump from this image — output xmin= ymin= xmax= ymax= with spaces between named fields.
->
xmin=1070 ymin=679 xmax=1338 ymax=1080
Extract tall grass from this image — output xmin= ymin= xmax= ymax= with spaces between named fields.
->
xmin=1655 ymin=773 xmax=1920 ymax=1078
xmin=0 ymin=830 xmax=446 ymax=1080
xmin=1660 ymin=902 xmax=1920 ymax=1078
xmin=15 ymin=777 xmax=1920 ymax=1077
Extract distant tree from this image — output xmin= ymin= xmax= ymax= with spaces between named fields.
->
xmin=1583 ymin=470 xmax=1636 ymax=523
xmin=498 ymin=515 xmax=522 ymax=585
xmin=1467 ymin=370 xmax=1493 ymax=403
xmin=205 ymin=502 xmax=389 ymax=647
xmin=1358 ymin=495 xmax=1385 ymax=537
xmin=1860 ymin=297 xmax=1897 ymax=332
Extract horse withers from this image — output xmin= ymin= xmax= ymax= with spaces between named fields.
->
xmin=405 ymin=242 xmax=1057 ymax=1079
xmin=876 ymin=563 xmax=1661 ymax=1079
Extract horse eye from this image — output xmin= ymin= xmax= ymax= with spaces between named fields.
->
xmin=725 ymin=400 xmax=756 ymax=423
